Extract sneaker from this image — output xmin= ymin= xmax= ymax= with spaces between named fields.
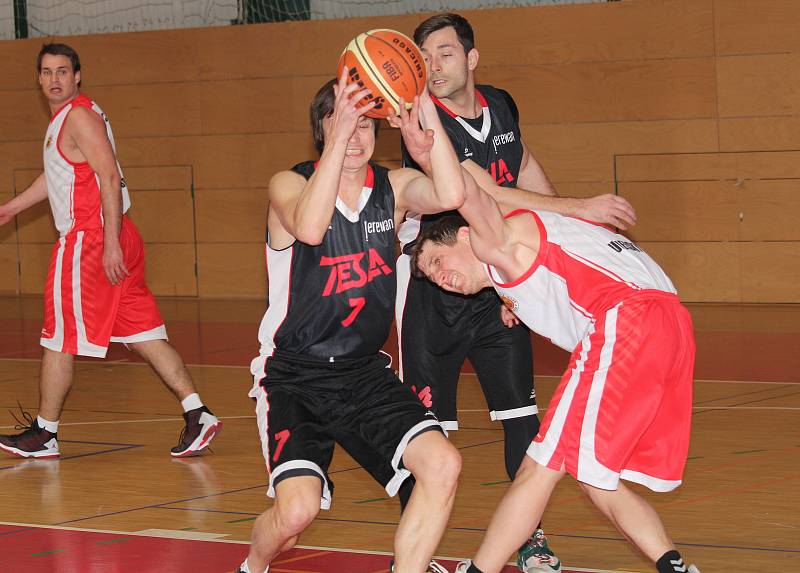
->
xmin=517 ymin=528 xmax=561 ymax=572
xmin=170 ymin=406 xmax=222 ymax=457
xmin=454 ymin=561 xmax=471 ymax=573
xmin=390 ymin=559 xmax=449 ymax=572
xmin=0 ymin=413 xmax=60 ymax=459
xmin=688 ymin=566 xmax=701 ymax=573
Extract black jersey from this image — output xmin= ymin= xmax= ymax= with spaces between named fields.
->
xmin=398 ymin=84 xmax=523 ymax=253
xmin=255 ymin=161 xmax=397 ymax=360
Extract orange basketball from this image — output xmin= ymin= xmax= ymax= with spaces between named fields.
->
xmin=337 ymin=29 xmax=427 ymax=119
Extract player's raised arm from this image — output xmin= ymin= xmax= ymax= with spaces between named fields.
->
xmin=0 ymin=173 xmax=48 ymax=226
xmin=458 ymin=168 xmax=511 ymax=267
xmin=392 ymin=92 xmax=465 ymax=216
xmin=270 ymin=71 xmax=376 ymax=246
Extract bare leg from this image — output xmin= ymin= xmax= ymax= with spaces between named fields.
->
xmin=473 ymin=457 xmax=564 ymax=573
xmin=580 ymin=481 xmax=674 ymax=562
xmin=393 ymin=431 xmax=461 ymax=573
xmin=128 ymin=339 xmax=196 ymax=401
xmin=38 ymin=349 xmax=75 ymax=420
xmin=247 ymin=476 xmax=322 ymax=572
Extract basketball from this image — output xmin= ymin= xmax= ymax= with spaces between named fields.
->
xmin=337 ymin=29 xmax=427 ymax=119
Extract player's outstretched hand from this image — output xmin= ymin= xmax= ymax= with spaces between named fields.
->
xmin=389 ymin=95 xmax=434 ymax=172
xmin=103 ymin=239 xmax=129 ymax=286
xmin=500 ymin=303 xmax=520 ymax=328
xmin=578 ymin=194 xmax=637 ymax=230
xmin=330 ymin=68 xmax=377 ymax=148
xmin=0 ymin=204 xmax=14 ymax=226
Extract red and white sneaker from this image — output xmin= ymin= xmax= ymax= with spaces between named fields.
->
xmin=170 ymin=406 xmax=222 ymax=457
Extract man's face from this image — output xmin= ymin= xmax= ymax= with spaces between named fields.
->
xmin=38 ymin=54 xmax=80 ymax=107
xmin=417 ymin=234 xmax=484 ymax=295
xmin=420 ymin=26 xmax=473 ymax=100
xmin=323 ymin=114 xmax=376 ymax=171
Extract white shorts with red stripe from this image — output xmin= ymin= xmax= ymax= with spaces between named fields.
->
xmin=40 ymin=217 xmax=166 ymax=357
xmin=527 ymin=292 xmax=695 ymax=492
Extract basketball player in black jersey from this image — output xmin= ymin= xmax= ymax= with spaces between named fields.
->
xmin=237 ymin=71 xmax=469 ymax=573
xmin=386 ymin=13 xmax=637 ymax=573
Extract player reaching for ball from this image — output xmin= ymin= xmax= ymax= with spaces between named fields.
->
xmin=236 ymin=63 xmax=468 ymax=573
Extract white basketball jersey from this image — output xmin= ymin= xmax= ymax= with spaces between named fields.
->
xmin=488 ymin=210 xmax=676 ymax=352
xmin=43 ymin=93 xmax=129 ymax=236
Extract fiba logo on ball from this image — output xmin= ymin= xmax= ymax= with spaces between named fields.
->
xmin=338 ymin=29 xmax=427 ymax=119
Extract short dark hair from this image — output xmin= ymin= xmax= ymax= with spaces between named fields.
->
xmin=413 ymin=13 xmax=475 ymax=54
xmin=409 ymin=215 xmax=467 ymax=277
xmin=309 ymin=78 xmax=379 ymax=154
xmin=37 ymin=43 xmax=81 ymax=75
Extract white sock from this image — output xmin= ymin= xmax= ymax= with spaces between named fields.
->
xmin=180 ymin=393 xmax=203 ymax=412
xmin=239 ymin=559 xmax=269 ymax=573
xmin=37 ymin=415 xmax=59 ymax=433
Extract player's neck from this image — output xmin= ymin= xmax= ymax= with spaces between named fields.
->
xmin=338 ymin=164 xmax=369 ymax=202
xmin=439 ymin=81 xmax=480 ymax=119
xmin=48 ymin=91 xmax=80 ymax=115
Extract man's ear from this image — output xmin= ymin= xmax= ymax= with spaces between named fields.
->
xmin=467 ymin=48 xmax=479 ymax=72
xmin=457 ymin=226 xmax=471 ymax=243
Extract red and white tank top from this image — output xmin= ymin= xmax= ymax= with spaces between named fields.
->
xmin=488 ymin=210 xmax=676 ymax=352
xmin=43 ymin=93 xmax=130 ymax=236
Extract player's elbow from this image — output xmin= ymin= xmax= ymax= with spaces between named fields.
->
xmin=293 ymin=225 xmax=327 ymax=246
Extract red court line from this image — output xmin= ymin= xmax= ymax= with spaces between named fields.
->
xmin=0 ymin=524 xmax=613 ymax=573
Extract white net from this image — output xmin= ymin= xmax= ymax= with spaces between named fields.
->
xmin=7 ymin=0 xmax=610 ymax=39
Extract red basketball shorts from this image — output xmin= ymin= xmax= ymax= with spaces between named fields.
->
xmin=527 ymin=292 xmax=695 ymax=492
xmin=40 ymin=217 xmax=166 ymax=357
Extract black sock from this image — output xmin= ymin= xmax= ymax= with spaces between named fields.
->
xmin=656 ymin=550 xmax=687 ymax=573
xmin=466 ymin=563 xmax=485 ymax=573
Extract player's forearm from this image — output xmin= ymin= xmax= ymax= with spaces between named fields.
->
xmin=98 ymin=172 xmax=123 ymax=243
xmin=5 ymin=173 xmax=49 ymax=215
xmin=489 ymin=185 xmax=582 ymax=217
xmin=422 ymin=99 xmax=465 ymax=210
xmin=292 ymin=141 xmax=347 ymax=243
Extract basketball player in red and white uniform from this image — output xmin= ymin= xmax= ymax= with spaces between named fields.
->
xmin=409 ymin=169 xmax=701 ymax=573
xmin=0 ymin=43 xmax=221 ymax=459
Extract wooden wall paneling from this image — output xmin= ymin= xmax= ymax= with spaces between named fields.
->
xmin=738 ymin=180 xmax=800 ymax=241
xmin=524 ymin=119 xmax=718 ymax=183
xmin=199 ymin=75 xmax=327 ymax=136
xmin=0 ymin=244 xmax=18 ymax=293
xmin=124 ymin=166 xmax=192 ymax=191
xmin=195 ymin=188 xmax=268 ymax=243
xmin=641 ymin=242 xmax=741 ymax=302
xmin=480 ymin=58 xmax=717 ymax=124
xmin=18 ymin=243 xmax=54 ymax=294
xmin=619 ymin=181 xmax=740 ymax=242
xmin=88 ymin=84 xmax=202 ymax=139
xmin=127 ymin=190 xmax=195 ymax=244
xmin=471 ymin=0 xmax=713 ymax=66
xmin=0 ymin=142 xmax=42 ymax=193
xmin=143 ymin=243 xmax=197 ymax=297
xmin=719 ymin=116 xmax=800 ymax=152
xmin=0 ymin=40 xmax=42 ymax=91
xmin=616 ymin=151 xmax=800 ymax=182
xmin=740 ymin=242 xmax=800 ymax=303
xmin=716 ymin=53 xmax=800 ymax=118
xmin=196 ymin=243 xmax=266 ymax=299
xmin=0 ymin=90 xmax=51 ymax=143
xmin=714 ymin=0 xmax=800 ymax=55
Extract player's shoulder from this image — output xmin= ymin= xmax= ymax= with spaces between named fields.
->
xmin=476 ymin=84 xmax=518 ymax=120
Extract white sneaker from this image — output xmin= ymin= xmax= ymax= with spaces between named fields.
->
xmin=454 ymin=561 xmax=471 ymax=573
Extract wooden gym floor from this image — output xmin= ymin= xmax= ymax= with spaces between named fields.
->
xmin=0 ymin=296 xmax=798 ymax=573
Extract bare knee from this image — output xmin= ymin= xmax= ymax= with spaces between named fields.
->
xmin=405 ymin=433 xmax=461 ymax=496
xmin=274 ymin=493 xmax=320 ymax=538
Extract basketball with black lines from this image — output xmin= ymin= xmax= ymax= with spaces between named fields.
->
xmin=337 ymin=29 xmax=426 ymax=119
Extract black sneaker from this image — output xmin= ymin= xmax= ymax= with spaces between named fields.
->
xmin=170 ymin=406 xmax=222 ymax=457
xmin=0 ymin=411 xmax=60 ymax=459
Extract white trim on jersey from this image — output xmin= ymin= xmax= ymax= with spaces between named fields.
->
xmin=455 ymin=105 xmax=491 ymax=143
xmin=250 ymin=380 xmax=273 ymax=481
xmin=72 ymin=231 xmax=111 ymax=357
xmin=40 ymin=237 xmax=66 ymax=352
xmin=109 ymin=325 xmax=168 ymax=344
xmin=620 ymin=469 xmax=681 ymax=493
xmin=386 ymin=418 xmax=443 ymax=496
xmin=251 ymin=244 xmax=292 ymax=382
xmin=526 ymin=322 xmax=596 ymax=466
xmin=267 ymin=459 xmax=332 ymax=510
xmin=576 ymin=303 xmax=620 ymax=489
xmin=397 ymin=213 xmax=421 ymax=251
xmin=394 ymin=254 xmax=412 ymax=381
xmin=335 ymin=184 xmax=373 ymax=223
xmin=489 ymin=404 xmax=539 ymax=421
xmin=562 ymin=247 xmax=643 ymax=291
